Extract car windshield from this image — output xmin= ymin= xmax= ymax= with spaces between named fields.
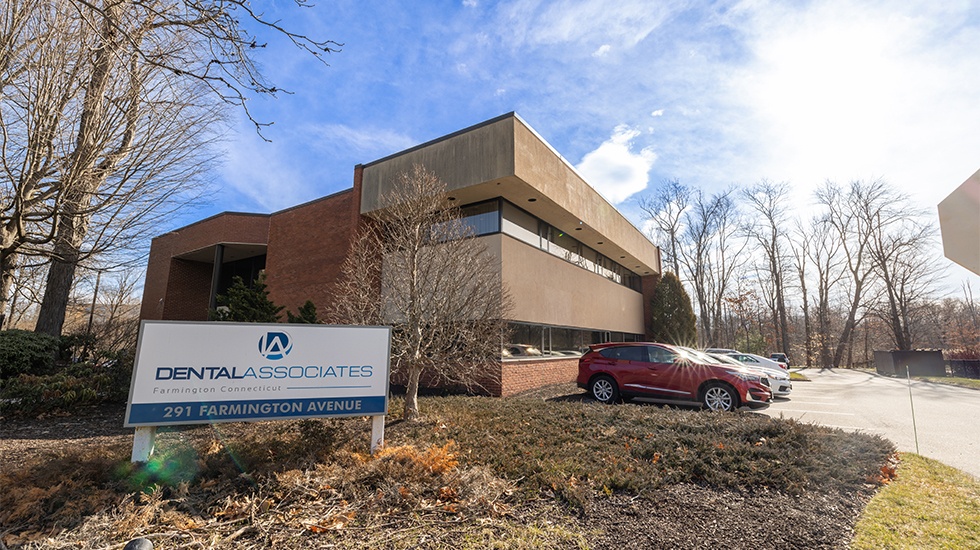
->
xmin=676 ymin=346 xmax=717 ymax=364
xmin=708 ymin=353 xmax=743 ymax=366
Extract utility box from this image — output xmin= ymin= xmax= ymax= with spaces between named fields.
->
xmin=874 ymin=350 xmax=946 ymax=377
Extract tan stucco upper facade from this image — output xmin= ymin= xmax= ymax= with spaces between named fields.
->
xmin=489 ymin=233 xmax=645 ymax=334
xmin=938 ymin=168 xmax=980 ymax=275
xmin=359 ymin=113 xmax=661 ymax=278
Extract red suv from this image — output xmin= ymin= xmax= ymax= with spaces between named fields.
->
xmin=577 ymin=342 xmax=772 ymax=411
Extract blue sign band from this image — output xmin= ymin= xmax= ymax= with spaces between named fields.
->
xmin=127 ymin=396 xmax=386 ymax=426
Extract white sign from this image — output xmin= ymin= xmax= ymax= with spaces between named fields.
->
xmin=125 ymin=321 xmax=391 ymax=427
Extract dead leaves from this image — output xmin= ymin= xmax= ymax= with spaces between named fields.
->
xmin=867 ymin=453 xmax=901 ymax=485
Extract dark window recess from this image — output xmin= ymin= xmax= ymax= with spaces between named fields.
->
xmin=458 ymin=200 xmax=501 ymax=236
xmin=504 ymin=322 xmax=642 ymax=358
xmin=216 ymin=254 xmax=267 ymax=297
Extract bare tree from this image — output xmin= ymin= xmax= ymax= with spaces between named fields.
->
xmin=3 ymin=259 xmax=49 ymax=329
xmin=741 ymin=181 xmax=792 ymax=357
xmin=638 ymin=179 xmax=689 ymax=276
xmin=0 ymin=0 xmax=81 ymax=326
xmin=327 ymin=165 xmax=511 ymax=421
xmin=788 ymin=219 xmax=814 ymax=367
xmin=866 ymin=199 xmax=943 ymax=350
xmin=2 ymin=0 xmax=339 ymax=335
xmin=815 ymin=179 xmax=891 ymax=367
xmin=63 ymin=266 xmax=142 ymax=356
xmin=677 ymin=187 xmax=747 ymax=346
xmin=803 ymin=213 xmax=846 ymax=368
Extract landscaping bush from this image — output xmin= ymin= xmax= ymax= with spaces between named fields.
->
xmin=58 ymin=332 xmax=99 ymax=363
xmin=0 ymin=329 xmax=59 ymax=379
xmin=0 ymin=357 xmax=133 ymax=416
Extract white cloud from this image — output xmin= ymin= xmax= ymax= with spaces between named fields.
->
xmin=650 ymin=109 xmax=664 ymax=117
xmin=505 ymin=0 xmax=680 ymax=50
xmin=463 ymin=0 xmax=478 ymax=7
xmin=217 ymin=128 xmax=310 ymax=212
xmin=215 ymin=120 xmax=417 ymax=213
xmin=724 ymin=1 xmax=980 ymax=210
xmin=592 ymin=44 xmax=611 ymax=57
xmin=309 ymin=123 xmax=416 ymax=160
xmin=575 ymin=125 xmax=657 ymax=204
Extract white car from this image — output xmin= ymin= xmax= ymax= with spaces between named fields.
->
xmin=727 ymin=352 xmax=787 ymax=371
xmin=676 ymin=347 xmax=783 ymax=398
xmin=707 ymin=352 xmax=793 ymax=397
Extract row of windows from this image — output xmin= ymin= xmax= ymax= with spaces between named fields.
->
xmin=457 ymin=199 xmax=642 ymax=291
xmin=502 ymin=322 xmax=642 ymax=359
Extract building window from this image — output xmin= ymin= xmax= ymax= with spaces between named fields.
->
xmin=458 ymin=198 xmax=644 ymax=292
xmin=216 ymin=255 xmax=267 ymax=297
xmin=458 ymin=200 xmax=500 ymax=236
xmin=503 ymin=322 xmax=642 ymax=359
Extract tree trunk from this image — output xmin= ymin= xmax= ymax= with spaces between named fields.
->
xmin=35 ymin=241 xmax=81 ymax=336
xmin=0 ymin=252 xmax=16 ymax=329
xmin=403 ymin=366 xmax=422 ymax=421
xmin=818 ymin=293 xmax=832 ymax=368
xmin=801 ymin=294 xmax=812 ymax=368
xmin=776 ymin=274 xmax=791 ymax=357
xmin=833 ymin=278 xmax=864 ymax=368
xmin=34 ymin=3 xmax=124 ymax=338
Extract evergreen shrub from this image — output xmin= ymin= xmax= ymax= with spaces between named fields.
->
xmin=0 ymin=329 xmax=59 ymax=379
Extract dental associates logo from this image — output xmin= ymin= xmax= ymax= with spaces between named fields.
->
xmin=258 ymin=331 xmax=292 ymax=360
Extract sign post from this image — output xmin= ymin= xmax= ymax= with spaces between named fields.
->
xmin=371 ymin=415 xmax=385 ymax=454
xmin=131 ymin=427 xmax=157 ymax=463
xmin=125 ymin=321 xmax=391 ymax=462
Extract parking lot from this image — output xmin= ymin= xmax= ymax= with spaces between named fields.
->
xmin=759 ymin=368 xmax=980 ymax=478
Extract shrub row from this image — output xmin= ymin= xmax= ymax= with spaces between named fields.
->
xmin=0 ymin=329 xmax=59 ymax=379
xmin=0 ymin=358 xmax=132 ymax=416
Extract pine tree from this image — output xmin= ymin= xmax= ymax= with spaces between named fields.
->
xmin=649 ymin=272 xmax=697 ymax=346
xmin=287 ymin=300 xmax=319 ymax=324
xmin=210 ymin=275 xmax=283 ymax=323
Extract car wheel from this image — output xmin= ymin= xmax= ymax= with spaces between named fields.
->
xmin=589 ymin=375 xmax=620 ymax=404
xmin=701 ymin=383 xmax=738 ymax=412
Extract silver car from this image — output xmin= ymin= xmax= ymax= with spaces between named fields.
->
xmin=707 ymin=352 xmax=792 ymax=397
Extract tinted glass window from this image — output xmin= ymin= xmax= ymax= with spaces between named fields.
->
xmin=458 ymin=201 xmax=500 ymax=235
xmin=599 ymin=346 xmax=648 ymax=361
xmin=648 ymin=346 xmax=677 ymax=364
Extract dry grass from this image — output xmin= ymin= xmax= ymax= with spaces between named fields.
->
xmin=1 ymin=394 xmax=896 ymax=548
xmin=915 ymin=376 xmax=980 ymax=390
xmin=852 ymin=453 xmax=980 ymax=549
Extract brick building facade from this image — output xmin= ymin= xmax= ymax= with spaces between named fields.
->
xmin=140 ymin=113 xmax=662 ymax=396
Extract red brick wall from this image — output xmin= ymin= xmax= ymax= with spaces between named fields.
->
xmin=161 ymin=259 xmax=213 ymax=320
xmin=500 ymin=357 xmax=579 ymax=397
xmin=388 ymin=358 xmax=579 ymax=397
xmin=140 ymin=213 xmax=270 ymax=321
xmin=264 ymin=189 xmax=358 ymax=314
xmin=389 ymin=363 xmax=503 ymax=397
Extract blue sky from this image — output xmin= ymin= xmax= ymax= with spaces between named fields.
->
xmin=197 ymin=0 xmax=980 ymax=292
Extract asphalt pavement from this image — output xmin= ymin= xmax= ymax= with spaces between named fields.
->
xmin=758 ymin=368 xmax=980 ymax=479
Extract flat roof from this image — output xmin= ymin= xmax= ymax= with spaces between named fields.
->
xmin=359 ymin=112 xmax=661 ymax=275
